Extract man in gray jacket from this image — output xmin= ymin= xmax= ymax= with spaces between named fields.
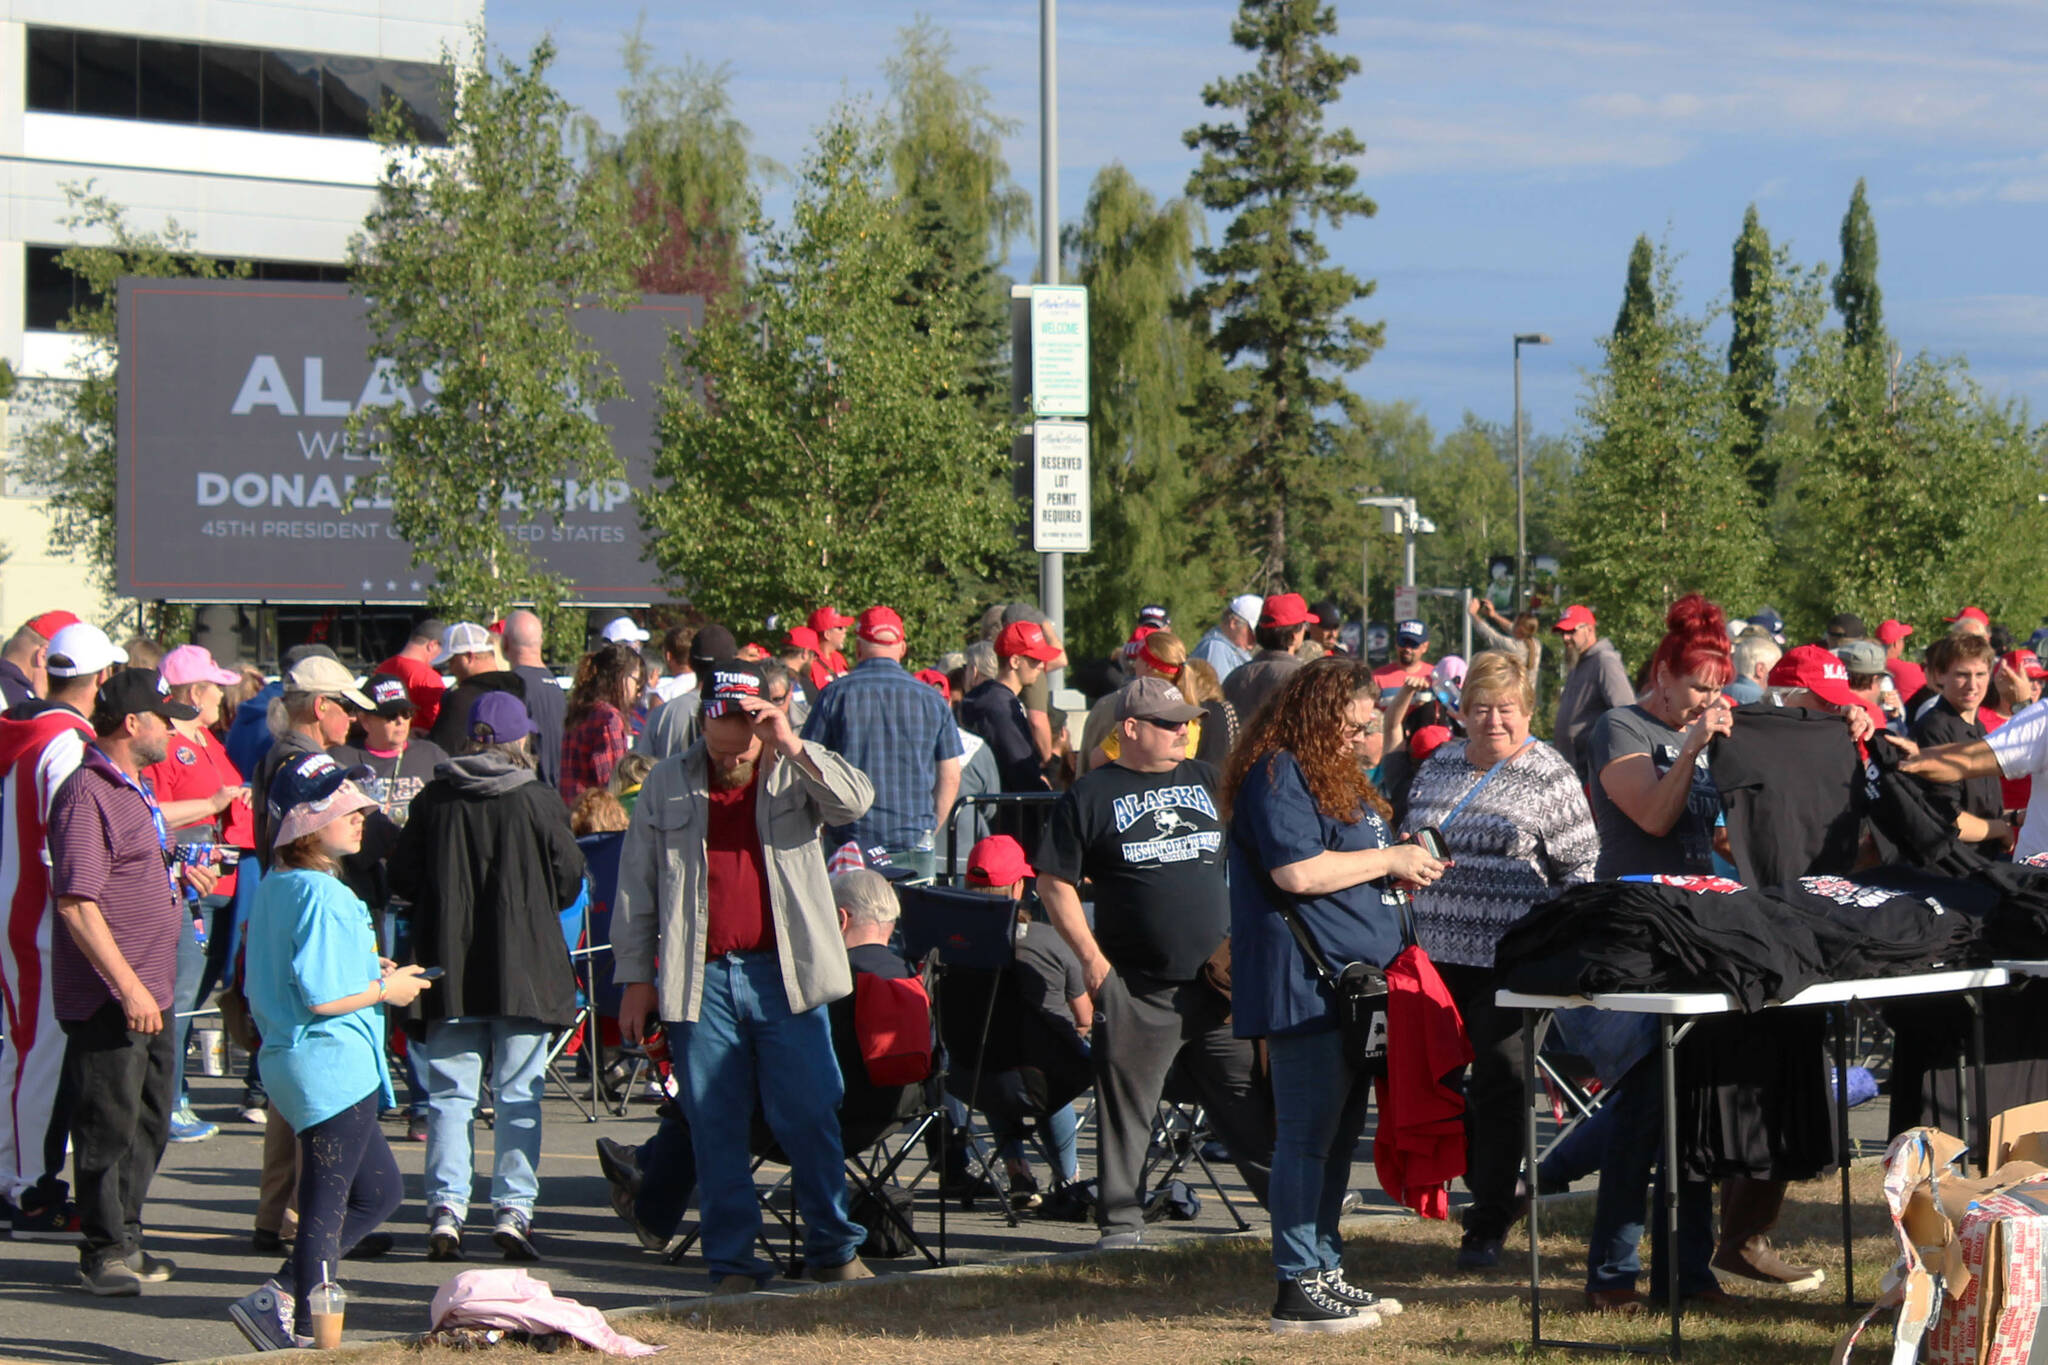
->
xmin=612 ymin=660 xmax=876 ymax=1293
xmin=1551 ymin=603 xmax=1635 ymax=781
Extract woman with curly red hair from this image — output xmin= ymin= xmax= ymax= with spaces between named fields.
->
xmin=1223 ymin=657 xmax=1444 ymax=1335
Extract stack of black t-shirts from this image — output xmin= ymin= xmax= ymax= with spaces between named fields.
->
xmin=1863 ymin=735 xmax=1999 ymax=879
xmin=1497 ymin=875 xmax=1984 ymax=1010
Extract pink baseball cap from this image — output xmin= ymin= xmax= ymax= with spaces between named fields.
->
xmin=159 ymin=645 xmax=239 ymax=687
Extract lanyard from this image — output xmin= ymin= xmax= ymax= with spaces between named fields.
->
xmin=103 ymin=750 xmax=177 ymax=895
xmin=1439 ymin=741 xmax=1531 ymax=832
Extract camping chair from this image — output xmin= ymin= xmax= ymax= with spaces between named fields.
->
xmin=898 ymin=882 xmax=1090 ymax=1233
xmin=1141 ymin=1066 xmax=1252 ymax=1231
xmin=544 ymin=832 xmax=641 ymax=1120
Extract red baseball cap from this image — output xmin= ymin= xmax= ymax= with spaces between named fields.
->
xmin=914 ymin=667 xmax=952 ymax=702
xmin=1876 ymin=619 xmax=1914 ymax=646
xmin=966 ymin=834 xmax=1033 ymax=888
xmin=856 ymin=606 xmax=905 ymax=645
xmin=809 ymin=606 xmax=856 ymax=632
xmin=786 ymin=626 xmax=821 ymax=651
xmin=1946 ymin=606 xmax=1990 ymax=627
xmin=2004 ymin=649 xmax=2048 ymax=681
xmin=1768 ymin=644 xmax=1861 ymax=710
xmin=995 ymin=620 xmax=1061 ymax=662
xmin=27 ymin=610 xmax=79 ymax=641
xmin=1121 ymin=624 xmax=1160 ymax=660
xmin=1409 ymin=724 xmax=1454 ymax=764
xmin=1259 ymin=593 xmax=1312 ymax=629
xmin=1554 ymin=604 xmax=1596 ymax=633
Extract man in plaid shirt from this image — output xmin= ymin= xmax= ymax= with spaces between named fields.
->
xmin=799 ymin=607 xmax=962 ymax=878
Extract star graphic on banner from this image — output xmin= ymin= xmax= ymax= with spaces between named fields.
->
xmin=361 ymin=579 xmax=374 ymax=592
xmin=409 ymin=580 xmax=421 ymax=592
xmin=386 ymin=580 xmax=398 ymax=591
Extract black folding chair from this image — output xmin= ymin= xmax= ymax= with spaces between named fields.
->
xmin=899 ymin=883 xmax=1091 ymax=1234
xmin=1142 ymin=1067 xmax=1252 ymax=1231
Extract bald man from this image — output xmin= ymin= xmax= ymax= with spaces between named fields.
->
xmin=503 ymin=610 xmax=567 ymax=789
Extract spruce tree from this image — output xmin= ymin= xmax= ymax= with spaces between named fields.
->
xmin=1614 ymin=235 xmax=1656 ymax=341
xmin=1183 ymin=0 xmax=1381 ymax=592
xmin=1834 ymin=178 xmax=1885 ymax=356
xmin=1728 ymin=205 xmax=1779 ymax=503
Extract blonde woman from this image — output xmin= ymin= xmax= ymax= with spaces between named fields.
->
xmin=1400 ymin=649 xmax=1596 ymax=1272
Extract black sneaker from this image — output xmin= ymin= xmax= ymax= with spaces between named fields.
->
xmin=427 ymin=1206 xmax=464 ymax=1262
xmin=250 ymin=1227 xmax=293 ymax=1256
xmin=1320 ymin=1269 xmax=1402 ymax=1317
xmin=493 ymin=1207 xmax=538 ymax=1262
xmin=343 ymin=1231 xmax=394 ymax=1260
xmin=594 ymin=1137 xmax=643 ymax=1197
xmin=1456 ymin=1232 xmax=1505 ymax=1270
xmin=13 ymin=1198 xmax=82 ymax=1242
xmin=1269 ymin=1272 xmax=1379 ymax=1335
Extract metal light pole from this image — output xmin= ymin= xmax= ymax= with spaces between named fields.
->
xmin=1038 ymin=0 xmax=1063 ymax=686
xmin=1512 ymin=332 xmax=1550 ymax=611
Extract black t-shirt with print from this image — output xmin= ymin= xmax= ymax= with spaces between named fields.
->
xmin=1911 ymin=696 xmax=2002 ymax=822
xmin=1034 ymin=757 xmax=1228 ymax=983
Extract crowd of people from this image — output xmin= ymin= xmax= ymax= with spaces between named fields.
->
xmin=2 ymin=587 xmax=2047 ymax=1343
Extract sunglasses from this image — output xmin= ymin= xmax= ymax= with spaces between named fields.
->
xmin=1140 ymin=717 xmax=1188 ymax=732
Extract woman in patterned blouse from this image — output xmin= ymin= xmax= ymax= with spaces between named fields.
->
xmin=1399 ymin=649 xmax=1598 ymax=1273
xmin=559 ymin=642 xmax=642 ymax=805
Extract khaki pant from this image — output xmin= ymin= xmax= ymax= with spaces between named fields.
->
xmin=256 ymin=1106 xmax=301 ymax=1237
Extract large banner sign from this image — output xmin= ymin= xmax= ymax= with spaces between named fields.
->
xmin=115 ymin=278 xmax=700 ymax=605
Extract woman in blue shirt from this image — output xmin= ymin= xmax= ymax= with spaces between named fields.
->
xmin=229 ymin=753 xmax=434 ymax=1351
xmin=1223 ymin=658 xmax=1444 ymax=1336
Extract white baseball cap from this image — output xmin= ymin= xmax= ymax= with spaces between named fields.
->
xmin=601 ymin=615 xmax=651 ymax=645
xmin=432 ymin=622 xmax=495 ymax=666
xmin=1229 ymin=594 xmax=1265 ymax=627
xmin=46 ymin=623 xmax=128 ymax=678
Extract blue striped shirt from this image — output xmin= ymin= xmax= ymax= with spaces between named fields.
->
xmin=801 ymin=657 xmax=965 ymax=851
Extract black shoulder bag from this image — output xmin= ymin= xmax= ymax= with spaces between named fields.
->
xmin=1274 ymin=899 xmax=1396 ymax=1077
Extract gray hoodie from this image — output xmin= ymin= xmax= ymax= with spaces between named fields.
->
xmin=435 ymin=751 xmax=538 ymax=798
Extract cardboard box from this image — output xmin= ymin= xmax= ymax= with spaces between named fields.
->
xmin=1837 ymin=1113 xmax=2048 ymax=1365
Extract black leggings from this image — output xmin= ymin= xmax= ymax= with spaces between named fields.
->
xmin=285 ymin=1091 xmax=401 ymax=1333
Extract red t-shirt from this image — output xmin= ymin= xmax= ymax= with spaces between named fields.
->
xmin=376 ymin=653 xmax=447 ymax=732
xmin=143 ymin=726 xmax=255 ymax=896
xmin=1372 ymin=660 xmax=1432 ymax=697
xmin=705 ymin=771 xmax=776 ymax=957
xmin=1981 ymin=708 xmax=2033 ymax=815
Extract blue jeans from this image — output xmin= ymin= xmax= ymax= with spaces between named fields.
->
xmin=1585 ymin=1068 xmax=1717 ymax=1295
xmin=1267 ymin=1026 xmax=1374 ymax=1280
xmin=674 ymin=953 xmax=863 ymax=1280
xmin=997 ymin=1102 xmax=1079 ymax=1182
xmin=635 ymin=1112 xmax=698 ymax=1240
xmin=381 ymin=912 xmax=428 ymax=1116
xmin=417 ymin=1016 xmax=550 ymax=1220
xmin=170 ymin=895 xmax=232 ymax=1106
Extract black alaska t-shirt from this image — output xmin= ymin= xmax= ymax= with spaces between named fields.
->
xmin=1034 ymin=757 xmax=1228 ymax=983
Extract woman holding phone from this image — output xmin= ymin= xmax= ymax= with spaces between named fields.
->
xmin=1401 ymin=649 xmax=1598 ymax=1272
xmin=1223 ymin=657 xmax=1444 ymax=1335
xmin=228 ymin=753 xmax=433 ymax=1351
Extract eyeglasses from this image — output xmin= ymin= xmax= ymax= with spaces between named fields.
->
xmin=1140 ymin=717 xmax=1188 ymax=732
xmin=765 ymin=691 xmax=790 ymax=706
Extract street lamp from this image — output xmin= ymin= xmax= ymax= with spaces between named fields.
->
xmin=1513 ymin=333 xmax=1551 ymax=611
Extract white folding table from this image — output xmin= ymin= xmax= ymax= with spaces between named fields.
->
xmin=1497 ymin=966 xmax=2009 ymax=1359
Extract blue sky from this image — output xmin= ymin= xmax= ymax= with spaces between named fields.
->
xmin=491 ymin=1 xmax=2048 ymax=445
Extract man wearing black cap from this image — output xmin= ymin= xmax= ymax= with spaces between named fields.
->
xmin=613 ymin=660 xmax=878 ymax=1292
xmin=636 ymin=624 xmax=737 ymax=761
xmin=1036 ymin=677 xmax=1272 ymax=1250
xmin=1824 ymin=612 xmax=1867 ymax=651
xmin=1307 ymin=600 xmax=1346 ymax=655
xmin=47 ymin=670 xmax=209 ymax=1294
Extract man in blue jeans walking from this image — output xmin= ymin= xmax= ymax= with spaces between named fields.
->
xmin=613 ymin=660 xmax=877 ymax=1293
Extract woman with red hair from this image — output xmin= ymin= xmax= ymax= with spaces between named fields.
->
xmin=1575 ymin=593 xmax=1734 ymax=1313
xmin=1586 ymin=593 xmax=1732 ymax=879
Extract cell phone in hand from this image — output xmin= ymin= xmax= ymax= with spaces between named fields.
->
xmin=418 ymin=966 xmax=446 ymax=980
xmin=1413 ymin=826 xmax=1448 ymax=862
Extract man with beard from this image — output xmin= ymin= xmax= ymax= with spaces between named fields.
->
xmin=1551 ymin=604 xmax=1634 ymax=783
xmin=1371 ymin=620 xmax=1434 ymax=697
xmin=613 ymin=661 xmax=877 ymax=1293
xmin=48 ymin=670 xmax=209 ymax=1294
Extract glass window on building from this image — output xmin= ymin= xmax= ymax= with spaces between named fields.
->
xmin=138 ymin=39 xmax=203 ymax=123
xmin=73 ymin=31 xmax=140 ymax=119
